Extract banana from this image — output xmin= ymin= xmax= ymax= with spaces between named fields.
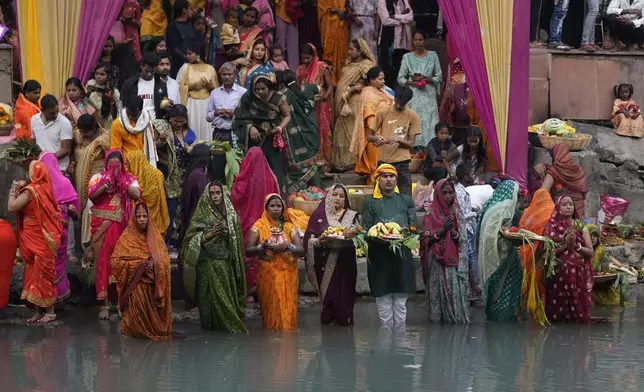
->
xmin=368 ymin=226 xmax=379 ymax=237
xmin=391 ymin=227 xmax=400 ymax=235
xmin=378 ymin=222 xmax=390 ymax=235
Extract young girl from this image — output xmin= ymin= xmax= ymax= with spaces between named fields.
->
xmin=612 ymin=83 xmax=644 ymax=138
xmin=448 ymin=125 xmax=486 ymax=183
xmin=423 ymin=123 xmax=454 ymax=181
xmin=86 ymin=62 xmax=122 ymax=129
xmin=270 ymin=45 xmax=290 ymax=71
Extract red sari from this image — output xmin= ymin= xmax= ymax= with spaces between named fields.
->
xmin=88 ymin=149 xmax=139 ymax=300
xmin=0 ymin=220 xmax=16 ymax=309
xmin=548 ymin=145 xmax=588 ymax=219
xmin=544 ymin=197 xmax=592 ymax=324
xmin=296 ymin=43 xmax=332 ymax=170
xmin=18 ymin=161 xmax=63 ymax=308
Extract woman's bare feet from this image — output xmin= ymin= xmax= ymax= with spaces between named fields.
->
xmin=27 ymin=313 xmax=43 ymax=323
xmin=38 ymin=313 xmax=56 ymax=323
xmin=98 ymin=306 xmax=110 ymax=320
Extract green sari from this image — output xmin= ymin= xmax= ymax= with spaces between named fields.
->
xmin=234 ymin=73 xmax=288 ymax=195
xmin=181 ymin=183 xmax=248 ymax=332
xmin=282 ymin=83 xmax=321 ymax=194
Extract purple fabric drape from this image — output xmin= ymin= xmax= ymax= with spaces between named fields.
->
xmin=505 ymin=0 xmax=529 ymax=186
xmin=72 ymin=0 xmax=125 ymax=83
xmin=437 ymin=0 xmax=529 ymax=186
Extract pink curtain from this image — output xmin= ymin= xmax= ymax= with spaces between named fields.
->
xmin=504 ymin=0 xmax=529 ymax=186
xmin=437 ymin=0 xmax=502 ymax=170
xmin=72 ymin=0 xmax=125 ymax=83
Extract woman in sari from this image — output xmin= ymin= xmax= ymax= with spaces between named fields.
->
xmin=330 ymin=39 xmax=376 ymax=172
xmin=422 ymin=178 xmax=470 ymax=323
xmin=234 ymin=73 xmax=292 ymax=194
xmin=304 ymin=185 xmax=358 ymax=326
xmin=548 ymin=144 xmax=588 ymax=219
xmin=296 ymin=44 xmax=334 ymax=176
xmin=318 ymin=0 xmax=349 ymax=83
xmin=231 ymin=147 xmax=280 ymax=296
xmin=279 ymin=70 xmax=321 ymax=193
xmin=111 ymin=202 xmax=172 ymax=340
xmin=397 ymin=30 xmax=442 ymax=149
xmin=238 ymin=6 xmax=267 ymax=53
xmin=88 ymin=149 xmax=141 ymax=320
xmin=587 ymin=224 xmax=629 ymax=306
xmin=180 ymin=144 xmax=218 ymax=243
xmin=59 ymin=77 xmax=101 ymax=130
xmin=182 ymin=182 xmax=248 ymax=332
xmin=86 ymin=62 xmax=122 ymax=130
xmin=350 ymin=66 xmax=393 ymax=182
xmin=125 ymin=150 xmax=170 ymax=235
xmin=177 ymin=43 xmax=219 ymax=141
xmin=8 ymin=161 xmax=62 ymax=323
xmin=140 ymin=0 xmax=173 ymax=41
xmin=235 ymin=38 xmax=274 ymax=89
xmin=74 ymin=115 xmax=110 ymax=256
xmin=39 ymin=152 xmax=80 ymax=303
xmin=246 ymin=194 xmax=305 ymax=329
xmin=14 ymin=80 xmax=41 ymax=140
xmin=544 ymin=196 xmax=594 ymax=323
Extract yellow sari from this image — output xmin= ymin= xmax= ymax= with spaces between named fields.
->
xmin=251 ymin=194 xmax=299 ymax=330
xmin=125 ymin=151 xmax=170 ymax=234
xmin=318 ymin=0 xmax=349 ymax=83
xmin=350 ymin=86 xmax=393 ymax=181
xmin=140 ymin=0 xmax=172 ymax=40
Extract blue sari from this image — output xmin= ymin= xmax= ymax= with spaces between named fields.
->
xmin=237 ymin=61 xmax=274 ymax=89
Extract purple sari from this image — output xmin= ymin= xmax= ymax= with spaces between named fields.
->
xmin=303 ymin=185 xmax=358 ymax=326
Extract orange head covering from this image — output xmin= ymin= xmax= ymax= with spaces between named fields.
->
xmin=373 ymin=163 xmax=400 ymax=199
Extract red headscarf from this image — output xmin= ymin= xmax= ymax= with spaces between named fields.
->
xmin=422 ymin=179 xmax=460 ymax=268
xmin=296 ymin=43 xmax=324 ymax=85
xmin=22 ymin=161 xmax=63 ymax=254
xmin=544 ymin=196 xmax=587 ymax=269
xmin=548 ymin=144 xmax=588 ymax=218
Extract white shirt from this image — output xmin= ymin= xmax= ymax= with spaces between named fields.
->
xmin=206 ymin=83 xmax=247 ymax=130
xmin=607 ymin=0 xmax=644 ymax=28
xmin=165 ymin=77 xmax=180 ymax=105
xmin=31 ymin=113 xmax=73 ymax=170
xmin=466 ymin=184 xmax=495 ymax=213
xmin=137 ymin=78 xmax=156 ymax=119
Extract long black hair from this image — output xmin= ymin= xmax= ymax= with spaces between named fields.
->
xmin=93 ymin=62 xmax=115 ymax=119
xmin=461 ymin=125 xmax=486 ymax=171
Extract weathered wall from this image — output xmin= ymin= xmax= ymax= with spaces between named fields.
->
xmin=0 ymin=44 xmax=12 ymax=104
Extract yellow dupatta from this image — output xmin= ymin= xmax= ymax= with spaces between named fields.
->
xmin=125 ymin=151 xmax=170 ymax=234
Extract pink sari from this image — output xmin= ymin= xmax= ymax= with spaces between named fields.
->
xmin=295 ymin=43 xmax=332 ymax=170
xmin=88 ymin=149 xmax=138 ymax=300
xmin=39 ymin=152 xmax=80 ymax=302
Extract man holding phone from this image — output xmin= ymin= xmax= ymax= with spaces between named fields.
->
xmin=367 ymin=85 xmax=420 ymax=195
xmin=605 ymin=1 xmax=644 ymax=50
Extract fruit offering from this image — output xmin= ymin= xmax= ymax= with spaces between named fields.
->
xmin=367 ymin=222 xmax=402 ymax=239
xmin=323 ymin=226 xmax=346 ymax=238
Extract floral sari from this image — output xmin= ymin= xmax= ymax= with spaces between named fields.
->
xmin=58 ymin=93 xmax=100 ymax=130
xmin=18 ymin=161 xmax=62 ymax=308
xmin=330 ymin=39 xmax=375 ymax=171
xmin=39 ymin=152 xmax=80 ymax=302
xmin=251 ymin=194 xmax=299 ymax=330
xmin=125 ymin=151 xmax=170 ymax=234
xmin=236 ymin=39 xmax=274 ymax=89
xmin=110 ymin=202 xmax=172 ymax=340
xmin=304 ymin=185 xmax=358 ymax=325
xmin=350 ymin=86 xmax=393 ymax=180
xmin=88 ymin=150 xmax=139 ymax=300
xmin=296 ymin=43 xmax=332 ymax=171
xmin=544 ymin=197 xmax=592 ymax=323
xmin=182 ymin=184 xmax=248 ymax=332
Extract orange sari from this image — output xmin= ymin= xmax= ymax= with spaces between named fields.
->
xmin=251 ymin=194 xmax=298 ymax=330
xmin=318 ymin=0 xmax=348 ymax=83
xmin=518 ymin=189 xmax=555 ymax=326
xmin=350 ymin=86 xmax=393 ymax=181
xmin=110 ymin=204 xmax=172 ymax=340
xmin=14 ymin=94 xmax=40 ymax=140
xmin=18 ymin=161 xmax=62 ymax=308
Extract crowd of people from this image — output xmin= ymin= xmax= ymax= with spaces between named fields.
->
xmin=0 ymin=0 xmax=623 ymax=341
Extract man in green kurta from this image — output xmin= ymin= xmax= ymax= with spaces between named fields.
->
xmin=362 ymin=164 xmax=417 ymax=326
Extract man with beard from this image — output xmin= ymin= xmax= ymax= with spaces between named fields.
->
xmin=361 ymin=164 xmax=417 ymax=327
xmin=157 ymin=52 xmax=180 ymax=104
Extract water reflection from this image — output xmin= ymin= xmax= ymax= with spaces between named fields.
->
xmin=2 ymin=304 xmax=644 ymax=391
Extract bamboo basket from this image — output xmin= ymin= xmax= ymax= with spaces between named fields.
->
xmin=292 ymin=199 xmax=322 ymax=215
xmin=346 ymin=185 xmax=374 ymax=213
xmin=538 ymin=134 xmax=592 ymax=151
xmin=409 ymin=158 xmax=424 ymax=173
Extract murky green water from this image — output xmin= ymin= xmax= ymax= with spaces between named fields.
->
xmin=1 ymin=298 xmax=643 ymax=392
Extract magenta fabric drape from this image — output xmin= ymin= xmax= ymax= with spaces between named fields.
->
xmin=72 ymin=0 xmax=125 ymax=83
xmin=437 ymin=0 xmax=502 ymax=170
xmin=504 ymin=0 xmax=529 ymax=186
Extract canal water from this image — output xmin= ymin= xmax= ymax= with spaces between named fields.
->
xmin=1 ymin=298 xmax=642 ymax=392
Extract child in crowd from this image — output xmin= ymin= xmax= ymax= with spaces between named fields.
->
xmin=221 ymin=8 xmax=243 ymax=60
xmin=269 ymin=45 xmax=290 ymax=71
xmin=612 ymin=83 xmax=644 ymax=138
xmin=423 ymin=123 xmax=454 ymax=182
